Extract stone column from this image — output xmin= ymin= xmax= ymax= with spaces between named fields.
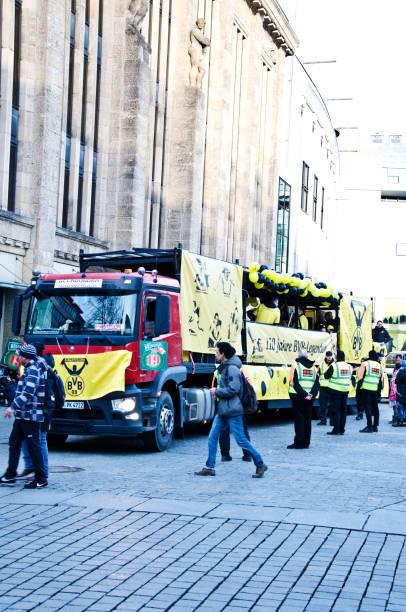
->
xmin=106 ymin=2 xmax=151 ymax=250
xmin=159 ymin=0 xmax=207 ymax=251
xmin=17 ymin=0 xmax=67 ymax=276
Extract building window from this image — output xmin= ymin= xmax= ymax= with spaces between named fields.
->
xmin=62 ymin=1 xmax=76 ymax=227
xmin=147 ymin=0 xmax=173 ymax=248
xmin=301 ymin=162 xmax=309 ymax=213
xmin=312 ymin=175 xmax=318 ymax=222
xmin=90 ymin=0 xmax=103 ymax=237
xmin=8 ymin=1 xmax=22 ymax=212
xmin=320 ymin=187 xmax=325 ymax=230
xmin=275 ymin=178 xmax=291 ymax=273
xmin=372 ymin=133 xmax=383 ymax=143
xmin=390 ymin=134 xmax=401 ymax=144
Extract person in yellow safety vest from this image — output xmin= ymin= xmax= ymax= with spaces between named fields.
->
xmin=287 ymin=348 xmax=320 ymax=449
xmin=252 ymin=296 xmax=280 ymax=325
xmin=212 ymin=366 xmax=252 ymax=462
xmin=316 ymin=350 xmax=334 ymax=425
xmin=322 ymin=349 xmax=352 ymax=436
xmin=357 ymin=349 xmax=384 ymax=433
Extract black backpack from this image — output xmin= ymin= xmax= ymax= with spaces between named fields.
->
xmin=46 ymin=367 xmax=66 ymax=412
xmin=240 ymin=373 xmax=258 ymax=415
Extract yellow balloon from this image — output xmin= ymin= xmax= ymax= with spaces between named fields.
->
xmin=255 ymin=283 xmax=264 ymax=289
xmin=249 ymin=262 xmax=260 ymax=273
xmin=301 ymin=289 xmax=308 ymax=297
xmin=290 ymin=277 xmax=301 ymax=287
xmin=263 ymin=270 xmax=272 ymax=279
xmin=249 ymin=272 xmax=259 ymax=284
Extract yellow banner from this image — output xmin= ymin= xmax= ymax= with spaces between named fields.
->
xmin=244 ymin=364 xmax=361 ymax=401
xmin=339 ymin=295 xmax=373 ymax=364
xmin=180 ymin=250 xmax=243 ymax=354
xmin=53 ymin=350 xmax=132 ymax=401
xmin=246 ymin=323 xmax=337 ymax=366
xmin=383 ymin=298 xmax=406 ymax=352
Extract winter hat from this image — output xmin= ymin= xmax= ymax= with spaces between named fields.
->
xmin=19 ymin=344 xmax=37 ymax=360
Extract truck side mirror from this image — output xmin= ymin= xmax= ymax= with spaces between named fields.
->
xmin=12 ymin=294 xmax=23 ymax=335
xmin=155 ymin=295 xmax=171 ymax=337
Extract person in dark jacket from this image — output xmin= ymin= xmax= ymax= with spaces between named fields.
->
xmin=372 ymin=321 xmax=391 ymax=344
xmin=195 ymin=342 xmax=267 ymax=478
xmin=394 ymin=359 xmax=406 ymax=425
xmin=0 ymin=345 xmax=47 ymax=488
xmin=18 ymin=342 xmax=55 ymax=480
xmin=287 ymin=349 xmax=320 ymax=449
xmin=324 ymin=350 xmax=352 ymax=435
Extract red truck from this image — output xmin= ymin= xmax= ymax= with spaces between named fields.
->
xmin=12 ymin=247 xmax=216 ymax=451
xmin=13 ymin=246 xmax=368 ymax=450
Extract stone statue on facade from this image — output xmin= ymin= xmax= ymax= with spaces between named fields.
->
xmin=188 ymin=18 xmax=211 ymax=88
xmin=126 ymin=0 xmax=149 ymax=34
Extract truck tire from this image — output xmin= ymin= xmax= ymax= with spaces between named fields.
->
xmin=143 ymin=391 xmax=175 ymax=452
xmin=47 ymin=433 xmax=68 ymax=447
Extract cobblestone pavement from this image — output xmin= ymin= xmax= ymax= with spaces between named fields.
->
xmin=0 ymin=403 xmax=405 ymax=611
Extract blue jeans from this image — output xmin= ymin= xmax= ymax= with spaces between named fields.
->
xmin=22 ymin=432 xmax=48 ymax=478
xmin=206 ymin=414 xmax=264 ymax=469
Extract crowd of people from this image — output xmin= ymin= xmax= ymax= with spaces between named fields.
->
xmin=0 ymin=326 xmax=402 ymax=485
xmin=195 ymin=340 xmax=404 ymax=476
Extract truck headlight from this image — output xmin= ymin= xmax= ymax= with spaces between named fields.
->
xmin=112 ymin=398 xmax=136 ymax=413
xmin=125 ymin=412 xmax=140 ymax=421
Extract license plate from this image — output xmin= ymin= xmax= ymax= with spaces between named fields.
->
xmin=63 ymin=401 xmax=85 ymax=410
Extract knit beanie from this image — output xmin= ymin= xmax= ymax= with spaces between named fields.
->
xmin=19 ymin=344 xmax=37 ymax=360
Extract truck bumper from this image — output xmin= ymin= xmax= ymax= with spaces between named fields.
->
xmin=50 ymin=386 xmax=157 ymax=437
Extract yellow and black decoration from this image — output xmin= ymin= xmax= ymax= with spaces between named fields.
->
xmin=54 ymin=350 xmax=132 ymax=401
xmin=339 ymin=295 xmax=372 ymax=364
xmin=180 ymin=250 xmax=243 ymax=354
xmin=247 ymin=262 xmax=341 ymax=307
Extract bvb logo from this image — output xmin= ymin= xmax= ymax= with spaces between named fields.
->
xmin=352 ymin=327 xmax=363 ymax=360
xmin=66 ymin=375 xmax=85 ymax=397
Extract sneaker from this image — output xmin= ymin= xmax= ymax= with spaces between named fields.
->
xmin=359 ymin=426 xmax=373 ymax=433
xmin=221 ymin=455 xmax=232 ymax=462
xmin=242 ymin=455 xmax=252 ymax=462
xmin=0 ymin=475 xmax=16 ymax=484
xmin=194 ymin=468 xmax=215 ymax=476
xmin=252 ymin=464 xmax=268 ymax=479
xmin=24 ymin=480 xmax=48 ymax=489
xmin=317 ymin=421 xmax=327 ymax=426
xmin=16 ymin=469 xmax=35 ymax=480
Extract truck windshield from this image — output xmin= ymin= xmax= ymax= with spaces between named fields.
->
xmin=27 ymin=292 xmax=138 ymax=335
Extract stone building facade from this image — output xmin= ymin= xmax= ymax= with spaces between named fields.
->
xmin=0 ymin=0 xmax=297 ymax=347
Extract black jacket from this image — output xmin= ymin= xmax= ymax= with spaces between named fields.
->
xmin=396 ymin=367 xmax=406 ymax=404
xmin=372 ymin=326 xmax=391 ymax=343
xmin=290 ymin=356 xmax=320 ymax=399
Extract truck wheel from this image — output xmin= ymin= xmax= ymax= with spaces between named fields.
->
xmin=47 ymin=434 xmax=68 ymax=447
xmin=143 ymin=391 xmax=174 ymax=452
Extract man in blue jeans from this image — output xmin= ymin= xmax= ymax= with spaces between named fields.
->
xmin=195 ymin=342 xmax=267 ymax=478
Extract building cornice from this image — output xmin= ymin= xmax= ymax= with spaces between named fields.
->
xmin=246 ymin=0 xmax=299 ymax=55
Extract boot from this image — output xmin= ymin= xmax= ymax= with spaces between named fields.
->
xmin=359 ymin=426 xmax=373 ymax=433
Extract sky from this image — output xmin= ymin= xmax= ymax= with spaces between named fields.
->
xmin=279 ymin=0 xmax=406 ymax=134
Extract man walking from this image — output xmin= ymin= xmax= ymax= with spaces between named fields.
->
xmin=287 ymin=349 xmax=319 ymax=449
xmin=195 ymin=342 xmax=267 ymax=478
xmin=317 ymin=350 xmax=334 ymax=425
xmin=324 ymin=350 xmax=352 ymax=436
xmin=358 ymin=350 xmax=384 ymax=433
xmin=0 ymin=344 xmax=48 ymax=488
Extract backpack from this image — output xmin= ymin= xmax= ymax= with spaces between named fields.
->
xmin=240 ymin=373 xmax=258 ymax=415
xmin=45 ymin=366 xmax=66 ymax=412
